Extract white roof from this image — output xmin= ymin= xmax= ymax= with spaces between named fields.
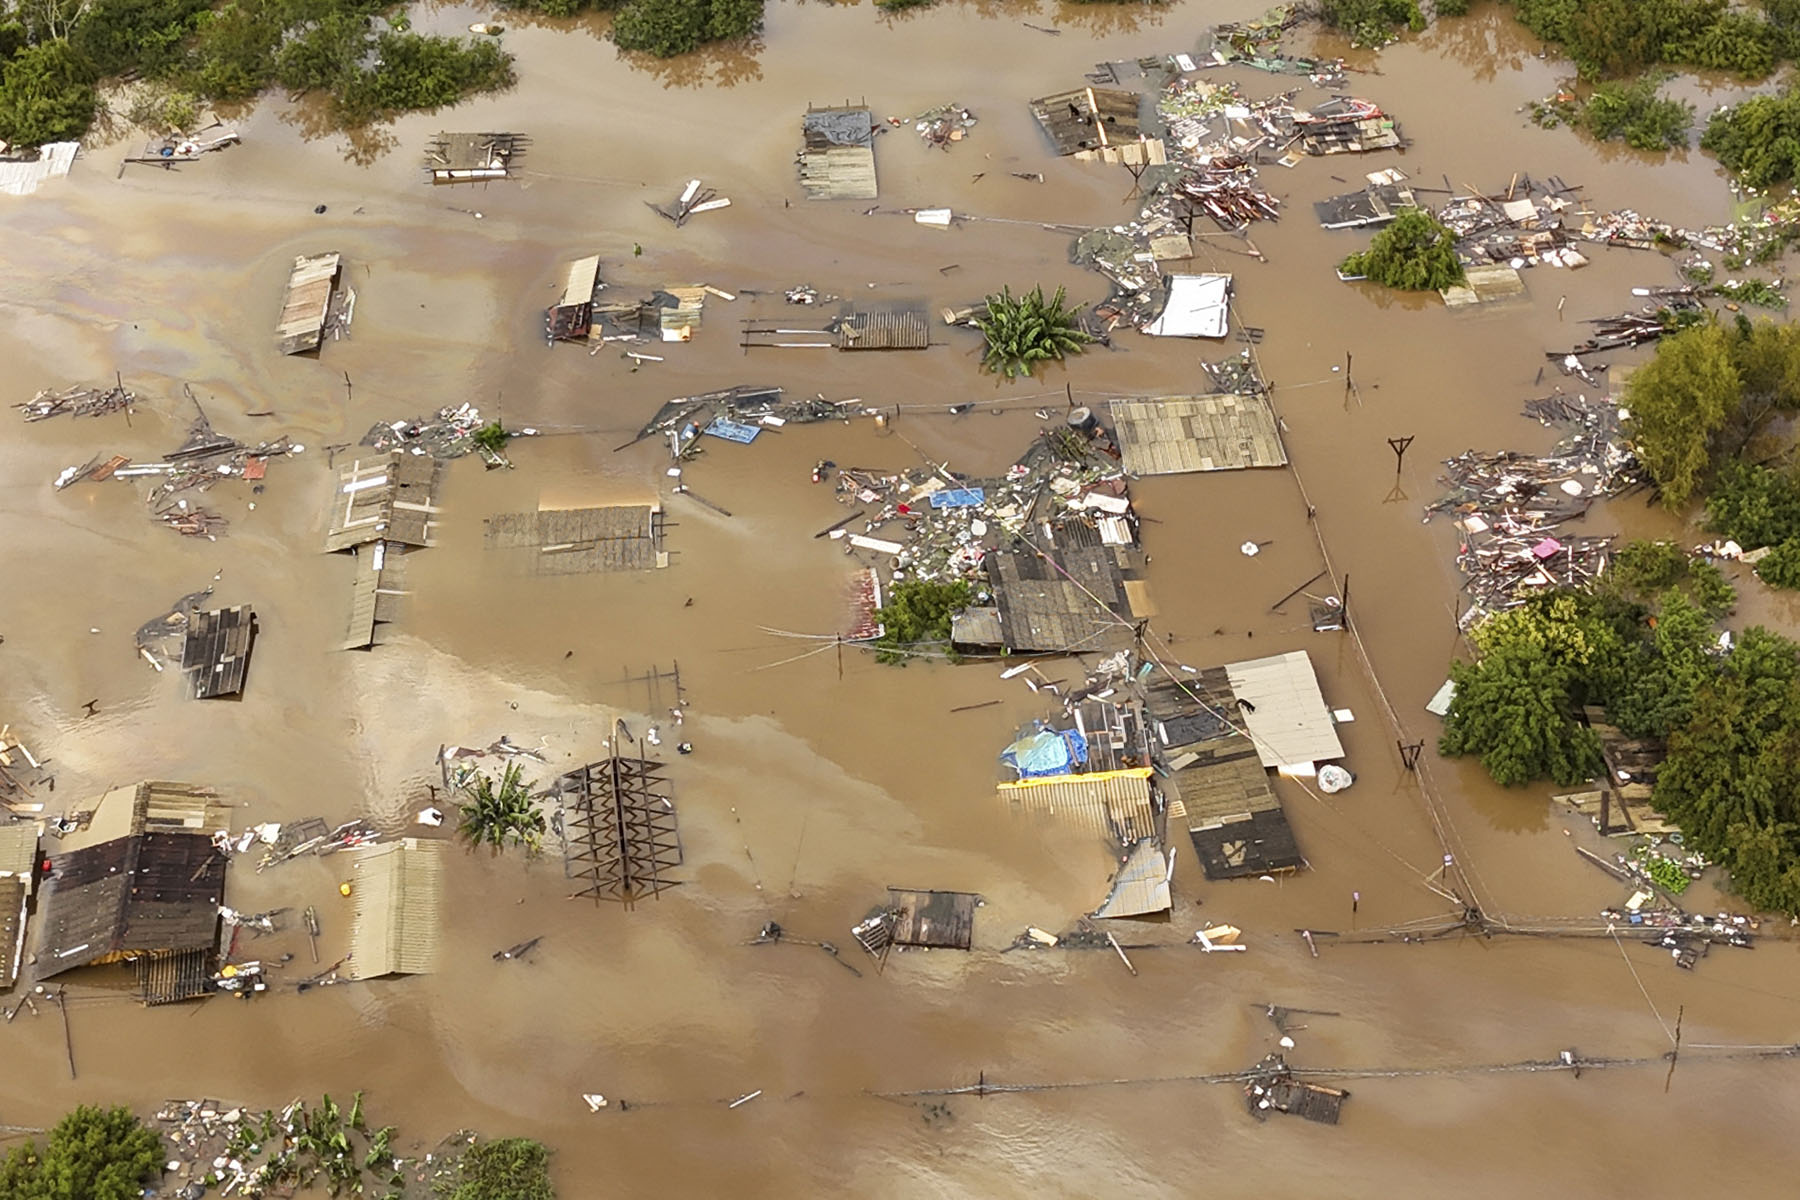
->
xmin=1144 ymin=274 xmax=1231 ymax=338
xmin=1226 ymin=651 xmax=1344 ymax=769
xmin=0 ymin=143 xmax=77 ymax=197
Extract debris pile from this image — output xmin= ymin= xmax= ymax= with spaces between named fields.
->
xmin=897 ymin=103 xmax=976 ymax=148
xmin=1427 ymin=389 xmax=1643 ymax=628
xmin=648 ymin=177 xmax=731 ymax=226
xmin=1243 ymin=1054 xmax=1349 ymax=1124
xmin=1203 ymin=7 xmax=1345 ymax=84
xmin=1433 ymin=175 xmax=1589 ymax=267
xmin=359 ymin=403 xmax=515 ymax=461
xmin=15 ymin=381 xmax=133 ymax=421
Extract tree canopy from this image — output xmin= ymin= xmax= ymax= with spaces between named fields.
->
xmin=872 ymin=579 xmax=971 ymax=665
xmin=1626 ymin=318 xmax=1800 ymax=509
xmin=1316 ymin=0 xmax=1425 ymax=46
xmin=1506 ymin=0 xmax=1784 ymax=79
xmin=609 ymin=0 xmax=764 ymax=57
xmin=1702 ymin=85 xmax=1800 ymax=187
xmin=0 ymin=0 xmax=514 ymax=148
xmin=1339 ymin=208 xmax=1464 ymax=291
xmin=0 ymin=1105 xmax=161 ymax=1200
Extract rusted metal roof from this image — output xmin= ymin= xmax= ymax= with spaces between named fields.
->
xmin=346 ymin=839 xmax=445 ymax=979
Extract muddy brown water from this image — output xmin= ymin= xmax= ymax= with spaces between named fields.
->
xmin=5 ymin=3 xmax=1800 ymax=1196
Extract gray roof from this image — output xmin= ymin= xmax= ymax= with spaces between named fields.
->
xmin=37 ymin=833 xmax=226 ymax=975
xmin=484 ymin=505 xmax=667 ymax=574
xmin=0 ymin=878 xmax=25 ymax=988
xmin=1091 ymin=839 xmax=1171 ymax=919
xmin=181 ymin=606 xmax=255 ymax=699
xmin=799 ymin=106 xmax=877 ymax=201
xmin=1225 ymin=651 xmax=1345 ymax=768
xmin=0 ymin=822 xmax=37 ymax=894
xmin=346 ymin=839 xmax=445 ymax=980
xmin=1111 ymin=395 xmax=1288 ymax=476
xmin=324 ymin=453 xmax=441 ymax=552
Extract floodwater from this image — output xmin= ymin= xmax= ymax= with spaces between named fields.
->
xmin=4 ymin=3 xmax=1800 ymax=1196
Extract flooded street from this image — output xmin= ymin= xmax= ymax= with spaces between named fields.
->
xmin=5 ymin=3 xmax=1800 ymax=1195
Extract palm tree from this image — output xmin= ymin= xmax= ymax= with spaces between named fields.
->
xmin=456 ymin=762 xmax=546 ymax=855
xmin=972 ymin=284 xmax=1093 ymax=378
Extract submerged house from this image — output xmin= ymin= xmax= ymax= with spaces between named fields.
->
xmin=346 ymin=838 xmax=445 ymax=980
xmin=0 ymin=821 xmax=37 ymax=990
xmin=275 ymin=252 xmax=352 ymax=356
xmin=798 ymin=105 xmax=878 ymax=201
xmin=1030 ymin=87 xmax=1143 ymax=155
xmin=546 ymin=254 xmax=604 ymax=342
xmin=33 ymin=781 xmax=232 ymax=1000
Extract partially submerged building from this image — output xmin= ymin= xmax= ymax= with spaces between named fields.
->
xmin=36 ymin=782 xmax=232 ymax=1001
xmin=0 ymin=821 xmax=37 ymax=990
xmin=181 ymin=605 xmax=255 ymax=700
xmin=323 ymin=452 xmax=442 ymax=553
xmin=1142 ymin=273 xmax=1232 ymax=339
xmin=484 ymin=505 xmax=669 ymax=574
xmin=275 ymin=252 xmax=352 ymax=355
xmin=546 ymin=254 xmax=604 ymax=342
xmin=424 ymin=132 xmax=527 ymax=184
xmin=798 ymin=105 xmax=878 ymax=201
xmin=345 ymin=839 xmax=445 ymax=980
xmin=1091 ymin=839 xmax=1172 ymax=919
xmin=1030 ymin=87 xmax=1143 ymax=155
xmin=1110 ymin=394 xmax=1287 ymax=476
xmin=1314 ymin=168 xmax=1415 ymax=230
xmin=954 ymin=525 xmax=1145 ymax=656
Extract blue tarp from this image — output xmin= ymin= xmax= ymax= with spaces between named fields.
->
xmin=705 ymin=418 xmax=761 ymax=444
xmin=929 ymin=488 xmax=986 ymax=509
xmin=1001 ymin=726 xmax=1091 ymax=779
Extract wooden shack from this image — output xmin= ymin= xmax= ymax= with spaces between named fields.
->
xmin=275 ymin=252 xmax=349 ymax=355
xmin=181 ymin=605 xmax=255 ymax=699
xmin=1030 ymin=87 xmax=1142 ymax=156
xmin=887 ymin=888 xmax=977 ymax=949
xmin=424 ymin=132 xmax=526 ymax=184
xmin=798 ymin=105 xmax=878 ymax=201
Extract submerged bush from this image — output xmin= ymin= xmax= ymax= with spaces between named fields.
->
xmin=610 ymin=0 xmax=764 ymax=56
xmin=973 ymin=285 xmax=1093 ymax=379
xmin=1339 ymin=208 xmax=1464 ymax=291
xmin=873 ymin=579 xmax=972 ymax=665
xmin=1702 ymin=88 xmax=1800 ymax=187
xmin=1318 ymin=0 xmax=1425 ymax=46
xmin=1580 ymin=77 xmax=1693 ymax=150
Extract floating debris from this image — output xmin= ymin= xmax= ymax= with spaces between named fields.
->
xmin=898 ymin=103 xmax=977 ymax=149
xmin=15 ymin=381 xmax=133 ymax=421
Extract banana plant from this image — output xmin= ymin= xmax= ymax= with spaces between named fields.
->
xmin=971 ymin=284 xmax=1093 ymax=379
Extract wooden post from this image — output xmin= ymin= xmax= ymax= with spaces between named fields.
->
xmin=55 ymin=988 xmax=75 ymax=1080
xmin=1387 ymin=436 xmax=1414 ymax=471
xmin=1105 ymin=931 xmax=1138 ymax=977
xmin=1340 ymin=574 xmax=1352 ymax=633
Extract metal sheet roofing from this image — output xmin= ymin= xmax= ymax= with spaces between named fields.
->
xmin=1226 ymin=651 xmax=1345 ymax=769
xmin=1143 ymin=274 xmax=1232 ymax=338
xmin=0 ymin=878 xmax=24 ymax=989
xmin=1091 ymin=839 xmax=1171 ymax=919
xmin=999 ymin=769 xmax=1157 ymax=842
xmin=36 ymin=833 xmax=226 ymax=975
xmin=1112 ymin=394 xmax=1288 ymax=476
xmin=0 ymin=822 xmax=36 ymax=893
xmin=346 ymin=839 xmax=445 ymax=980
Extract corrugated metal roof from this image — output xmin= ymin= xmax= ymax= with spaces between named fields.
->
xmin=138 ymin=781 xmax=233 ymax=836
xmin=37 ymin=833 xmax=225 ymax=975
xmin=347 ymin=839 xmax=445 ymax=980
xmin=0 ymin=878 xmax=24 ymax=988
xmin=1226 ymin=651 xmax=1345 ymax=768
xmin=0 ymin=822 xmax=37 ymax=893
xmin=1092 ymin=839 xmax=1170 ymax=919
xmin=559 ymin=255 xmax=601 ymax=308
xmin=999 ymin=769 xmax=1156 ymax=840
xmin=1111 ymin=394 xmax=1287 ymax=476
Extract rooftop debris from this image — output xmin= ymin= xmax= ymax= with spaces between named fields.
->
xmin=0 ymin=723 xmax=48 ymax=808
xmin=626 ymin=385 xmax=866 ymax=451
xmin=1030 ymin=86 xmax=1144 ymax=156
xmin=359 ymin=403 xmax=509 ymax=462
xmin=649 ymin=178 xmax=731 ymax=226
xmin=1432 ymin=174 xmax=1589 ymax=269
xmin=135 ymin=586 xmax=215 ymax=671
xmin=123 ymin=121 xmax=240 ymax=167
xmin=1201 ymin=6 xmax=1345 ymax=84
xmin=1314 ymin=168 xmax=1414 ymax=230
xmin=15 ymin=381 xmax=134 ymax=421
xmin=895 ymin=102 xmax=977 ymax=149
xmin=154 ymin=501 xmax=228 ymax=539
xmin=1244 ymin=1054 xmax=1348 ymax=1123
xmin=1427 ymin=387 xmax=1643 ymax=628
xmin=424 ymin=131 xmax=527 ymax=184
xmin=1548 ymin=294 xmax=1703 ymax=358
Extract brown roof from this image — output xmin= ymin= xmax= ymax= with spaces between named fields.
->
xmin=37 ymin=833 xmax=225 ymax=975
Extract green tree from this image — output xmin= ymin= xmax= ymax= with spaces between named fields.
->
xmin=972 ymin=284 xmax=1092 ymax=379
xmin=1702 ymin=86 xmax=1800 ymax=187
xmin=1706 ymin=461 xmax=1800 ymax=548
xmin=1625 ymin=321 xmax=1741 ymax=508
xmin=436 ymin=1137 xmax=554 ymax=1200
xmin=456 ymin=762 xmax=546 ymax=854
xmin=1317 ymin=0 xmax=1425 ymax=45
xmin=1578 ymin=76 xmax=1693 ymax=149
xmin=872 ymin=578 xmax=971 ymax=665
xmin=0 ymin=1105 xmax=161 ymax=1200
xmin=610 ymin=0 xmax=763 ymax=57
xmin=0 ymin=40 xmax=96 ymax=147
xmin=1437 ymin=592 xmax=1614 ymax=785
xmin=1339 ymin=208 xmax=1464 ymax=291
